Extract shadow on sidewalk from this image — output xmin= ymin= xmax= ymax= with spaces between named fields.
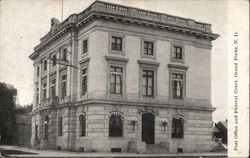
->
xmin=0 ymin=149 xmax=38 ymax=157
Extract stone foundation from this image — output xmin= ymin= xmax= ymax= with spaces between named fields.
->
xmin=31 ymin=103 xmax=215 ymax=153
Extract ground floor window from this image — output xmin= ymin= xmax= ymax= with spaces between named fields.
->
xmin=79 ymin=114 xmax=86 ymax=137
xmin=35 ymin=124 xmax=38 ymax=139
xmin=43 ymin=116 xmax=49 ymax=139
xmin=171 ymin=115 xmax=184 ymax=138
xmin=58 ymin=117 xmax=63 ymax=136
xmin=109 ymin=111 xmax=123 ymax=137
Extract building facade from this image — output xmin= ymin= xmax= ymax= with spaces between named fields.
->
xmin=29 ymin=1 xmax=218 ymax=153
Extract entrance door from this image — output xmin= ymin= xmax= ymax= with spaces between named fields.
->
xmin=142 ymin=113 xmax=155 ymax=144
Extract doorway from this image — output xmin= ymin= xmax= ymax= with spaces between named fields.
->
xmin=141 ymin=113 xmax=155 ymax=144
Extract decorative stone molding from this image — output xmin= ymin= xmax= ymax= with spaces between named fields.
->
xmin=105 ymin=56 xmax=129 ymax=63
xmin=168 ymin=64 xmax=188 ymax=70
xmin=137 ymin=106 xmax=159 ymax=116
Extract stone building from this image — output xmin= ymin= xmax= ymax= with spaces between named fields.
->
xmin=29 ymin=1 xmax=218 ymax=153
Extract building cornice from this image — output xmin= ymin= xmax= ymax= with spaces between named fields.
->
xmin=29 ymin=1 xmax=219 ymax=60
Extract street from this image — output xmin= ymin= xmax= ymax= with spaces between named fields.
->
xmin=0 ymin=145 xmax=227 ymax=158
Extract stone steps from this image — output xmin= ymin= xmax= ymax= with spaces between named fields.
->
xmin=146 ymin=142 xmax=169 ymax=154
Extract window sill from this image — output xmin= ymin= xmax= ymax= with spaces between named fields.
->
xmin=110 ymin=50 xmax=125 ymax=56
xmin=141 ymin=54 xmax=156 ymax=60
xmin=171 ymin=58 xmax=185 ymax=63
xmin=109 ymin=93 xmax=125 ymax=99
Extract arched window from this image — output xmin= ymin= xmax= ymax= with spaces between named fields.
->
xmin=43 ymin=116 xmax=49 ymax=139
xmin=58 ymin=116 xmax=63 ymax=136
xmin=171 ymin=115 xmax=184 ymax=138
xmin=79 ymin=114 xmax=86 ymax=137
xmin=109 ymin=111 xmax=123 ymax=137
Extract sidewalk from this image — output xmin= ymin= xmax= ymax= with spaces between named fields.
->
xmin=0 ymin=145 xmax=227 ymax=158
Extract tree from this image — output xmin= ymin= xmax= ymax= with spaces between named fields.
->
xmin=0 ymin=82 xmax=17 ymax=144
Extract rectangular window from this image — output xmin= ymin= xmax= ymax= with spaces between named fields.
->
xmin=110 ymin=66 xmax=123 ymax=94
xmin=172 ymin=73 xmax=183 ymax=99
xmin=62 ymin=49 xmax=67 ymax=61
xmin=52 ymin=54 xmax=57 ymax=66
xmin=36 ymin=87 xmax=39 ymax=104
xmin=79 ymin=114 xmax=86 ymax=137
xmin=173 ymin=46 xmax=182 ymax=60
xmin=61 ymin=75 xmax=67 ymax=99
xmin=82 ymin=40 xmax=88 ymax=54
xmin=58 ymin=117 xmax=63 ymax=136
xmin=142 ymin=70 xmax=154 ymax=97
xmin=42 ymin=83 xmax=47 ymax=99
xmin=172 ymin=116 xmax=184 ymax=138
xmin=51 ymin=79 xmax=56 ymax=97
xmin=43 ymin=60 xmax=47 ymax=71
xmin=37 ymin=66 xmax=40 ymax=77
xmin=81 ymin=68 xmax=87 ymax=95
xmin=111 ymin=36 xmax=122 ymax=51
xmin=35 ymin=124 xmax=38 ymax=139
xmin=144 ymin=41 xmax=154 ymax=55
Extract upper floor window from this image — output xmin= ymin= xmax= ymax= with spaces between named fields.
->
xmin=52 ymin=54 xmax=57 ymax=66
xmin=142 ymin=70 xmax=154 ymax=97
xmin=43 ymin=60 xmax=47 ymax=72
xmin=37 ymin=66 xmax=40 ymax=77
xmin=42 ymin=83 xmax=47 ymax=99
xmin=82 ymin=40 xmax=88 ymax=54
xmin=172 ymin=45 xmax=184 ymax=62
xmin=58 ymin=116 xmax=63 ymax=136
xmin=172 ymin=73 xmax=183 ymax=99
xmin=81 ymin=68 xmax=87 ymax=96
xmin=79 ymin=114 xmax=86 ymax=137
xmin=172 ymin=115 xmax=184 ymax=138
xmin=61 ymin=75 xmax=67 ymax=99
xmin=109 ymin=111 xmax=123 ymax=137
xmin=144 ymin=41 xmax=154 ymax=55
xmin=111 ymin=36 xmax=122 ymax=51
xmin=36 ymin=86 xmax=39 ymax=105
xmin=62 ymin=48 xmax=67 ymax=61
xmin=110 ymin=66 xmax=123 ymax=94
xmin=50 ymin=79 xmax=56 ymax=97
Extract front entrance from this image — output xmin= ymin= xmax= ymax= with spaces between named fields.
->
xmin=141 ymin=113 xmax=155 ymax=144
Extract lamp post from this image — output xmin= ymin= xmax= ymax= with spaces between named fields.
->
xmin=162 ymin=119 xmax=168 ymax=131
xmin=131 ymin=117 xmax=138 ymax=131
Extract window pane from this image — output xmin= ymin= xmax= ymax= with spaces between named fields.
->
xmin=147 ymin=87 xmax=152 ymax=96
xmin=142 ymin=76 xmax=147 ymax=86
xmin=112 ymin=37 xmax=116 ymax=43
xmin=116 ymin=67 xmax=122 ymax=72
xmin=116 ymin=76 xmax=121 ymax=84
xmin=142 ymin=86 xmax=147 ymax=96
xmin=142 ymin=70 xmax=147 ymax=76
xmin=116 ymin=44 xmax=121 ymax=51
xmin=117 ymin=38 xmax=122 ymax=44
xmin=148 ymin=77 xmax=153 ymax=86
xmin=148 ymin=71 xmax=153 ymax=76
xmin=110 ymin=75 xmax=115 ymax=83
xmin=110 ymin=84 xmax=115 ymax=94
xmin=116 ymin=84 xmax=121 ymax=94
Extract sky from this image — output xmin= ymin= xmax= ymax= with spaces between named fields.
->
xmin=0 ymin=0 xmax=228 ymax=121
